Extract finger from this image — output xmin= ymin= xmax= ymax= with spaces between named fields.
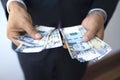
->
xmin=82 ymin=30 xmax=96 ymax=42
xmin=62 ymin=39 xmax=67 ymax=49
xmin=63 ymin=43 xmax=67 ymax=49
xmin=7 ymin=31 xmax=20 ymax=46
xmin=96 ymin=27 xmax=104 ymax=40
xmin=11 ymin=37 xmax=20 ymax=46
xmin=63 ymin=45 xmax=67 ymax=49
xmin=24 ymin=24 xmax=42 ymax=39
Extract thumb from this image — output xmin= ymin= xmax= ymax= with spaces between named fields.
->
xmin=24 ymin=24 xmax=42 ymax=39
xmin=82 ymin=30 xmax=96 ymax=42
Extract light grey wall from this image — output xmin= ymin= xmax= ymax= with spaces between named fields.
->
xmin=104 ymin=1 xmax=120 ymax=54
xmin=0 ymin=1 xmax=120 ymax=80
xmin=0 ymin=2 xmax=24 ymax=80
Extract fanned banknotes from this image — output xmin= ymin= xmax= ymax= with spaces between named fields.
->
xmin=14 ymin=25 xmax=112 ymax=62
xmin=61 ymin=25 xmax=112 ymax=62
xmin=15 ymin=26 xmax=63 ymax=53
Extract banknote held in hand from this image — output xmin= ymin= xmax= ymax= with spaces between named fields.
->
xmin=14 ymin=25 xmax=112 ymax=62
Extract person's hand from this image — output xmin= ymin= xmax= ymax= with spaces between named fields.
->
xmin=7 ymin=2 xmax=42 ymax=46
xmin=63 ymin=12 xmax=105 ymax=49
xmin=81 ymin=12 xmax=105 ymax=42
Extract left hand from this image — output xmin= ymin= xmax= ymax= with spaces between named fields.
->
xmin=81 ymin=12 xmax=105 ymax=42
xmin=63 ymin=12 xmax=105 ymax=48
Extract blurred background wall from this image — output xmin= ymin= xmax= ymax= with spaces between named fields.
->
xmin=0 ymin=1 xmax=120 ymax=80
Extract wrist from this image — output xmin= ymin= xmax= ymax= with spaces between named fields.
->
xmin=8 ymin=1 xmax=27 ymax=13
xmin=88 ymin=8 xmax=107 ymax=23
xmin=7 ymin=0 xmax=27 ymax=13
xmin=88 ymin=11 xmax=105 ymax=22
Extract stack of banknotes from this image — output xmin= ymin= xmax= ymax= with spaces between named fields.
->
xmin=14 ymin=25 xmax=112 ymax=62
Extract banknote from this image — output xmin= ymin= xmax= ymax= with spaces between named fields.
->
xmin=78 ymin=25 xmax=112 ymax=61
xmin=89 ymin=37 xmax=112 ymax=60
xmin=14 ymin=26 xmax=56 ymax=46
xmin=60 ymin=26 xmax=96 ymax=60
xmin=61 ymin=25 xmax=112 ymax=62
xmin=15 ymin=25 xmax=112 ymax=62
xmin=15 ymin=26 xmax=63 ymax=53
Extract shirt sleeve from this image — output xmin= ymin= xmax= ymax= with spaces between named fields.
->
xmin=6 ymin=0 xmax=27 ymax=13
xmin=88 ymin=8 xmax=107 ymax=23
xmin=90 ymin=0 xmax=119 ymax=26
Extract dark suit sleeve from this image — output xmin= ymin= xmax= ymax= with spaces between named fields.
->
xmin=1 ymin=0 xmax=8 ymax=19
xmin=91 ymin=0 xmax=119 ymax=26
xmin=1 ymin=0 xmax=26 ymax=19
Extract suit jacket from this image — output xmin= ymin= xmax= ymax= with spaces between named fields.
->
xmin=1 ymin=0 xmax=119 ymax=53
xmin=1 ymin=0 xmax=119 ymax=27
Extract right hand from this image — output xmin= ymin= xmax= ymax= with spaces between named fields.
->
xmin=7 ymin=2 xmax=42 ymax=46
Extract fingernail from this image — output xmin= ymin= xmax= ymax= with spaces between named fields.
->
xmin=35 ymin=33 xmax=41 ymax=39
xmin=83 ymin=36 xmax=89 ymax=42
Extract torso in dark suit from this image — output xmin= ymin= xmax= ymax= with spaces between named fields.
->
xmin=24 ymin=0 xmax=92 ymax=27
xmin=1 ymin=0 xmax=119 ymax=80
xmin=1 ymin=0 xmax=119 ymax=27
xmin=22 ymin=0 xmax=118 ymax=27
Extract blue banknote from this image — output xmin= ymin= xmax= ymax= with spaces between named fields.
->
xmin=15 ymin=25 xmax=112 ymax=62
xmin=61 ymin=25 xmax=112 ymax=62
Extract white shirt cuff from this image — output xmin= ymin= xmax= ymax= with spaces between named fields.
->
xmin=6 ymin=0 xmax=27 ymax=13
xmin=88 ymin=8 xmax=107 ymax=22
